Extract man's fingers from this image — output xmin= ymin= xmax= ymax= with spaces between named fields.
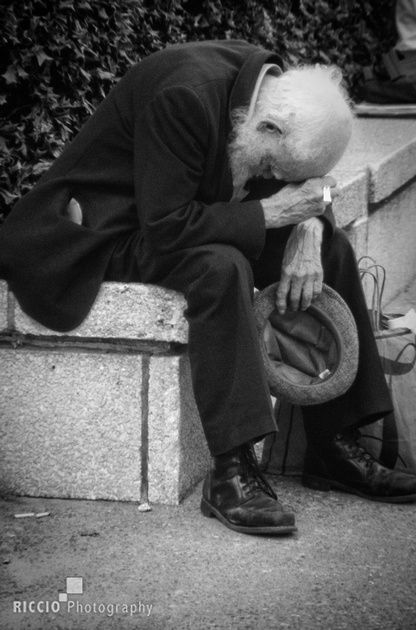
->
xmin=299 ymin=275 xmax=322 ymax=310
xmin=288 ymin=277 xmax=303 ymax=312
xmin=322 ymin=175 xmax=337 ymax=189
xmin=278 ymin=273 xmax=323 ymax=314
xmin=321 ymin=176 xmax=339 ymax=204
xmin=300 ymin=280 xmax=314 ymax=311
xmin=323 ymin=186 xmax=339 ymax=201
xmin=284 ymin=276 xmax=324 ymax=312
xmin=313 ymin=277 xmax=323 ymax=297
xmin=311 ymin=181 xmax=338 ymax=210
xmin=276 ymin=276 xmax=290 ymax=314
xmin=313 ymin=201 xmax=326 ymax=216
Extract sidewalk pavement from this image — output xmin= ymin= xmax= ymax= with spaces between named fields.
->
xmin=1 ymin=474 xmax=416 ymax=630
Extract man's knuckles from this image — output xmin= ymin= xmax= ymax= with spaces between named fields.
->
xmin=304 ymin=177 xmax=338 ymax=204
xmin=285 ymin=271 xmax=315 ymax=282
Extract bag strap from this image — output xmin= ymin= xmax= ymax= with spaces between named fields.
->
xmin=381 ymin=342 xmax=416 ymax=376
xmin=359 ymin=269 xmax=381 ymax=330
xmin=358 ymin=257 xmax=387 ymax=331
xmin=360 ymin=417 xmax=404 ymax=470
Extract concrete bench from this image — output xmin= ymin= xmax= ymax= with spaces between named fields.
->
xmin=1 ymin=117 xmax=416 ymax=503
xmin=0 ymin=282 xmax=210 ymax=505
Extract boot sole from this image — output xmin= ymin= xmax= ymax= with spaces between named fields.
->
xmin=200 ymin=498 xmax=297 ymax=535
xmin=303 ymin=473 xmax=416 ymax=504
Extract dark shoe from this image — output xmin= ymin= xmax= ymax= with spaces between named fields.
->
xmin=360 ymin=76 xmax=416 ymax=104
xmin=201 ymin=443 xmax=296 ymax=535
xmin=303 ymin=431 xmax=416 ymax=503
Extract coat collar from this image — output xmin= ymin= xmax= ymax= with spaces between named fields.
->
xmin=228 ymin=46 xmax=284 ymax=123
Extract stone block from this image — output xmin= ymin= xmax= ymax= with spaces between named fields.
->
xmin=366 ymin=178 xmax=416 ymax=304
xmin=331 ymin=169 xmax=368 ymax=228
xmin=0 ymin=280 xmax=8 ymax=332
xmin=147 ymin=355 xmax=210 ymax=505
xmin=369 ymin=139 xmax=416 ymax=204
xmin=335 ymin=118 xmax=416 ymax=203
xmin=14 ymin=282 xmax=188 ymax=344
xmin=0 ymin=348 xmax=143 ymax=501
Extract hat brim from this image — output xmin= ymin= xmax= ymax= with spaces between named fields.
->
xmin=254 ymin=283 xmax=359 ymax=405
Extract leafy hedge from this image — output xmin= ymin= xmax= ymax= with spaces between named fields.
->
xmin=0 ymin=0 xmax=396 ymax=222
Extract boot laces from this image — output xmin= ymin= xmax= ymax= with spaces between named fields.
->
xmin=241 ymin=444 xmax=277 ymax=500
xmin=339 ymin=431 xmax=379 ymax=468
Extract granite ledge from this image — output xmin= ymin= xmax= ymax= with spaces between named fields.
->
xmin=332 ymin=117 xmax=416 ymax=205
xmin=12 ymin=282 xmax=189 ymax=344
xmin=368 ymin=138 xmax=416 ymax=203
xmin=331 ymin=168 xmax=368 ymax=228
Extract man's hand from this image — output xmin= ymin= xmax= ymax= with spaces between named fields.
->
xmin=261 ymin=176 xmax=338 ymax=230
xmin=276 ymin=217 xmax=324 ymax=314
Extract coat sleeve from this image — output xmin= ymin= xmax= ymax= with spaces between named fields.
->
xmin=320 ymin=204 xmax=336 ymax=236
xmin=134 ymin=86 xmax=266 ymax=259
xmin=243 ymin=177 xmax=336 ymax=237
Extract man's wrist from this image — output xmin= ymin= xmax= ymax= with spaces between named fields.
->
xmin=260 ymin=198 xmax=274 ymax=229
xmin=260 ymin=197 xmax=283 ymax=229
xmin=295 ymin=217 xmax=324 ymax=241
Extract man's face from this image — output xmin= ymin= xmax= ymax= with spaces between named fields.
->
xmin=228 ymin=112 xmax=283 ymax=186
xmin=228 ymin=106 xmax=351 ymax=186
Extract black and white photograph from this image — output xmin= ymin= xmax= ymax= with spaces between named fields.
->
xmin=1 ymin=1 xmax=416 ymax=628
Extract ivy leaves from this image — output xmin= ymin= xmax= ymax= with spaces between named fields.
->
xmin=0 ymin=0 xmax=395 ymax=223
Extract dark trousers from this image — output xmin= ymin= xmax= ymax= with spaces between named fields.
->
xmin=107 ymin=226 xmax=393 ymax=456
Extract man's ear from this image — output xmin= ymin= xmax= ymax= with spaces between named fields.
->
xmin=256 ymin=120 xmax=283 ymax=135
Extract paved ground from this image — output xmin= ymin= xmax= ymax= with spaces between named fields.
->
xmin=2 ymin=272 xmax=416 ymax=630
xmin=387 ymin=275 xmax=416 ymax=312
xmin=1 ymin=475 xmax=416 ymax=630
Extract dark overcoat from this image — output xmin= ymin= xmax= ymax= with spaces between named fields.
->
xmin=0 ymin=39 xmax=321 ymax=332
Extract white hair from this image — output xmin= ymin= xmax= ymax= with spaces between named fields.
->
xmin=256 ymin=64 xmax=352 ymax=118
xmin=228 ymin=64 xmax=353 ymax=186
xmin=254 ymin=64 xmax=353 ymax=174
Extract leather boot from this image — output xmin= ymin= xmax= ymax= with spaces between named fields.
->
xmin=303 ymin=431 xmax=416 ymax=503
xmin=201 ymin=443 xmax=297 ymax=535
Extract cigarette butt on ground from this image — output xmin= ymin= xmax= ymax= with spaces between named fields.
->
xmin=138 ymin=502 xmax=152 ymax=512
xmin=14 ymin=511 xmax=50 ymax=519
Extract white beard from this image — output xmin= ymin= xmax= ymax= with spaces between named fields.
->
xmin=227 ymin=108 xmax=253 ymax=191
xmin=228 ymin=107 xmax=281 ymax=191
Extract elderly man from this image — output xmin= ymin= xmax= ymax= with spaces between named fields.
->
xmin=1 ymin=40 xmax=416 ymax=536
